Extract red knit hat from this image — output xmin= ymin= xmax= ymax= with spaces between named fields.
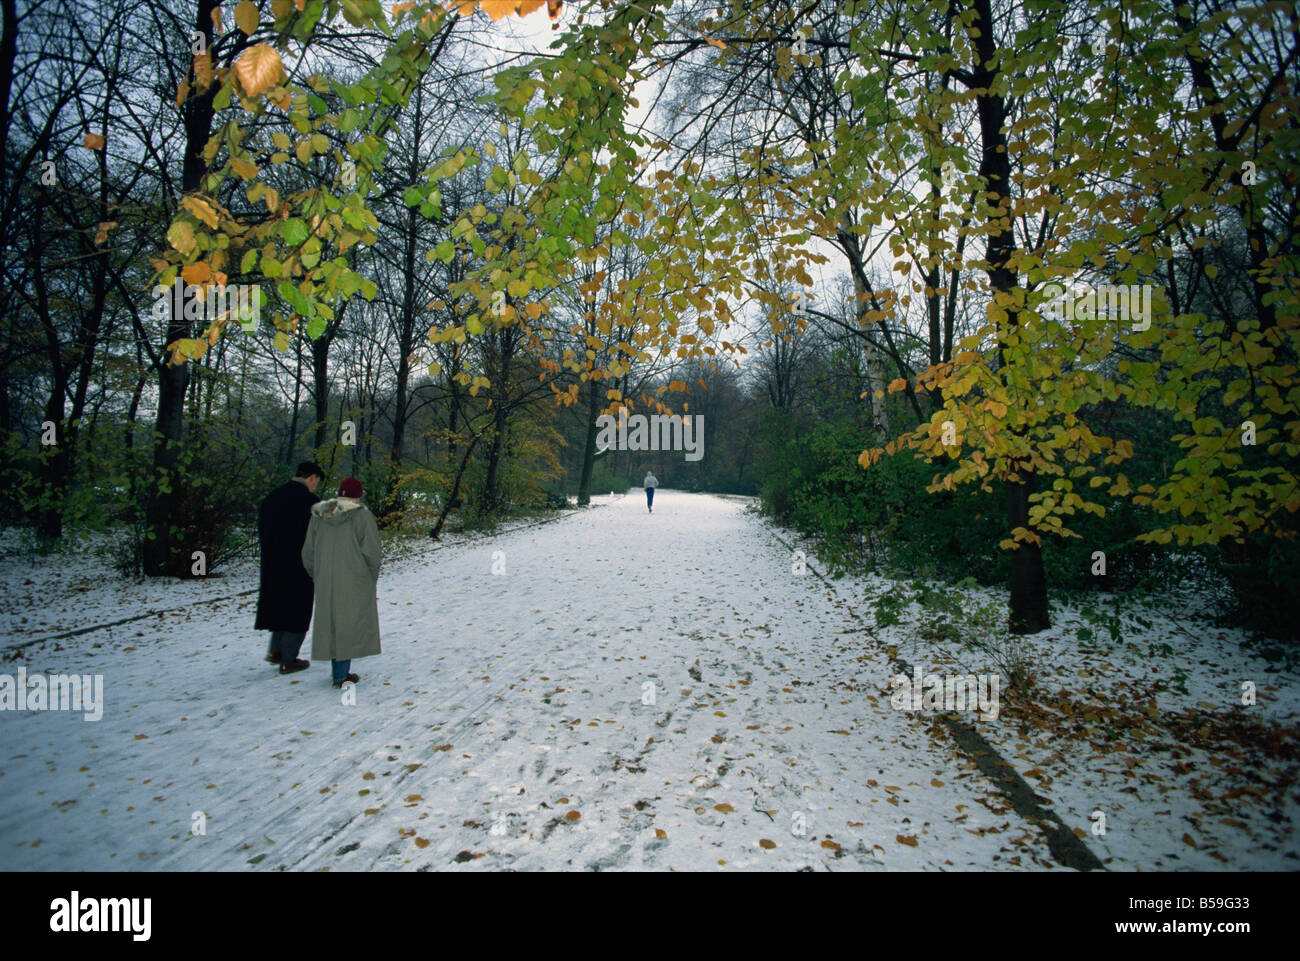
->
xmin=338 ymin=477 xmax=363 ymax=499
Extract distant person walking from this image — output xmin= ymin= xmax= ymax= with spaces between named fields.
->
xmin=643 ymin=471 xmax=657 ymax=513
xmin=255 ymin=461 xmax=323 ymax=674
xmin=302 ymin=476 xmax=382 ymax=688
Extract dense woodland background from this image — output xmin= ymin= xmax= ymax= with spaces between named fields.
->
xmin=0 ymin=0 xmax=1296 ymax=643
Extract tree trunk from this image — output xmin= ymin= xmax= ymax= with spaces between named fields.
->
xmin=970 ymin=0 xmax=1049 ymax=633
xmin=312 ymin=332 xmax=330 ymax=456
xmin=286 ymin=333 xmax=302 ymax=463
xmin=577 ymin=376 xmax=600 ymax=505
xmin=389 ymin=84 xmax=425 ymax=487
xmin=385 ymin=202 xmax=418 ymax=510
xmin=1006 ymin=465 xmax=1050 ymax=633
xmin=0 ymin=368 xmax=10 ymax=436
xmin=123 ymin=371 xmax=146 ymax=522
xmin=481 ymin=330 xmax=516 ymax=512
xmin=36 ymin=378 xmax=68 ymax=539
xmin=142 ymin=0 xmax=219 ymax=576
xmin=840 ymin=211 xmax=891 ymax=437
xmin=482 ymin=403 xmax=508 ymax=512
xmin=430 ymin=432 xmax=480 ymax=539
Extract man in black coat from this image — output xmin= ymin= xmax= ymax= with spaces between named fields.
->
xmin=255 ymin=462 xmax=324 ymax=674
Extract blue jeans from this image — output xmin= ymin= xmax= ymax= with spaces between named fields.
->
xmin=271 ymin=631 xmax=305 ymax=662
xmin=646 ymin=487 xmax=654 ymax=508
xmin=331 ymin=659 xmax=352 ymax=682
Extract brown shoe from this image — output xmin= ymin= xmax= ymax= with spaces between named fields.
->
xmin=332 ymin=673 xmax=360 ymax=688
xmin=279 ymin=659 xmax=309 ymax=675
xmin=267 ymin=651 xmax=282 ymax=664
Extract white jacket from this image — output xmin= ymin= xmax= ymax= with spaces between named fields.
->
xmin=643 ymin=473 xmax=658 ymax=489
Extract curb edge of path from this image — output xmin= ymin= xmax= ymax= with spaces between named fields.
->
xmin=764 ymin=523 xmax=1105 ymax=872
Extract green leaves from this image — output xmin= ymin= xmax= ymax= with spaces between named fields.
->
xmin=166 ymin=221 xmax=195 ymax=256
xmin=342 ymin=0 xmax=388 ymax=33
xmin=151 ymin=0 xmax=1297 ymax=589
xmin=279 ymin=219 xmax=308 ymax=246
xmin=234 ymin=1 xmax=259 ymax=36
xmin=485 ymin=165 xmax=511 ymax=193
xmin=277 ymin=281 xmax=313 ymax=319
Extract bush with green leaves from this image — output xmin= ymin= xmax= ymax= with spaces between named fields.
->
xmin=755 ymin=406 xmax=1218 ymax=605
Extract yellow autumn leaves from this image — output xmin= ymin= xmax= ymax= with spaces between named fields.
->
xmin=452 ymin=0 xmax=562 ymax=21
xmin=235 ymin=45 xmax=283 ymax=98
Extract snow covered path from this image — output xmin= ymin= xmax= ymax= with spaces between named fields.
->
xmin=1 ymin=492 xmax=1063 ymax=871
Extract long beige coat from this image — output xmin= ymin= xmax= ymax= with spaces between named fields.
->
xmin=301 ymin=498 xmax=381 ymax=661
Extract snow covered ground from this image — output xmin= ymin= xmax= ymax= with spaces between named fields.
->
xmin=780 ymin=529 xmax=1300 ymax=870
xmin=0 ymin=492 xmax=1295 ymax=870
